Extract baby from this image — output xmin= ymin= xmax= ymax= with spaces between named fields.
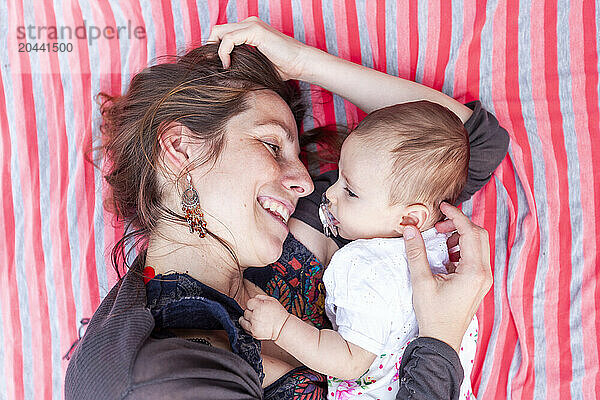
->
xmin=242 ymin=101 xmax=478 ymax=399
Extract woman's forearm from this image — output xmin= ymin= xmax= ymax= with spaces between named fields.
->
xmin=299 ymin=47 xmax=472 ymax=122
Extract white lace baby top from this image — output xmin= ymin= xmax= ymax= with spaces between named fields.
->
xmin=323 ymin=228 xmax=477 ymax=400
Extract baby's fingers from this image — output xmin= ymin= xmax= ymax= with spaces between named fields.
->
xmin=239 ymin=316 xmax=252 ymax=333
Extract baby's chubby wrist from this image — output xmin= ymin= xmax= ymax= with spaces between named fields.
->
xmin=239 ymin=294 xmax=291 ymax=341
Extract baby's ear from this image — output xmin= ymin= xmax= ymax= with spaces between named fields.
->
xmin=395 ymin=204 xmax=430 ymax=235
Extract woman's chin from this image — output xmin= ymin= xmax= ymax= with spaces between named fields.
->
xmin=256 ymin=235 xmax=286 ymax=266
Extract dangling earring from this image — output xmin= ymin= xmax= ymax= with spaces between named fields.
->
xmin=181 ymin=173 xmax=208 ymax=238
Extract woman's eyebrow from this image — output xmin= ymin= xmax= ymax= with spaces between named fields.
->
xmin=254 ymin=120 xmax=294 ymax=141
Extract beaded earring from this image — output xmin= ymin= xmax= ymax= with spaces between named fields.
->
xmin=181 ymin=173 xmax=207 ymax=238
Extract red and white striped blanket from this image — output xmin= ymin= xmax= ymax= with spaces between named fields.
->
xmin=1 ymin=1 xmax=598 ymax=399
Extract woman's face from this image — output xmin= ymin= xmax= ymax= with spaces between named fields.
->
xmin=191 ymin=90 xmax=313 ymax=267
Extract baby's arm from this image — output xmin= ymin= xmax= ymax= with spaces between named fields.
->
xmin=240 ymin=294 xmax=376 ymax=380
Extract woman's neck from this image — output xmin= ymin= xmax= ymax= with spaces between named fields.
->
xmin=144 ymin=228 xmax=249 ymax=304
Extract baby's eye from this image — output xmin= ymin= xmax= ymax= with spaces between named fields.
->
xmin=344 ymin=187 xmax=358 ymax=198
xmin=261 ymin=140 xmax=281 ymax=156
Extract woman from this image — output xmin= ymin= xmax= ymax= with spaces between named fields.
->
xmin=65 ymin=18 xmax=504 ymax=399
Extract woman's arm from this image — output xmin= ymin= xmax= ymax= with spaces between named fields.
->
xmin=208 ymin=17 xmax=472 ymax=122
xmin=240 ymin=294 xmax=376 ymax=380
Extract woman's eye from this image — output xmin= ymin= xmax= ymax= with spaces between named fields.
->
xmin=344 ymin=187 xmax=358 ymax=198
xmin=261 ymin=141 xmax=281 ymax=155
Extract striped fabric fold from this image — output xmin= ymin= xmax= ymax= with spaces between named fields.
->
xmin=1 ymin=1 xmax=598 ymax=399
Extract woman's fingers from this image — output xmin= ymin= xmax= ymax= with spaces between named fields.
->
xmin=208 ymin=18 xmax=265 ymax=68
xmin=403 ymin=226 xmax=434 ymax=288
xmin=206 ymin=17 xmax=307 ymax=80
xmin=434 ymin=218 xmax=456 ymax=234
xmin=439 ymin=202 xmax=492 ymax=292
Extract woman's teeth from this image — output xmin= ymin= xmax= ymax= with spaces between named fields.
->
xmin=259 ymin=198 xmax=290 ymax=223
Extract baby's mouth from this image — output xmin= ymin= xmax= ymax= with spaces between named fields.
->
xmin=319 ymin=193 xmax=339 ymax=237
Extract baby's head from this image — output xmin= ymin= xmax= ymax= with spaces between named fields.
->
xmin=324 ymin=101 xmax=469 ymax=240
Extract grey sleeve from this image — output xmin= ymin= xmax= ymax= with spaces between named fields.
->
xmin=396 ymin=337 xmax=464 ymax=400
xmin=125 ymin=338 xmax=263 ymax=400
xmin=457 ymin=101 xmax=510 ymax=204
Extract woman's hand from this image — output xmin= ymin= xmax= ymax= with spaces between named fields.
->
xmin=403 ymin=202 xmax=493 ymax=352
xmin=239 ymin=294 xmax=291 ymax=341
xmin=208 ymin=17 xmax=314 ymax=81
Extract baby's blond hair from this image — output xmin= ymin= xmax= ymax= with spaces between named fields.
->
xmin=352 ymin=100 xmax=469 ymax=225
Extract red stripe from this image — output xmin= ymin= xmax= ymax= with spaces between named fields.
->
xmin=214 ymin=0 xmax=227 ymax=25
xmin=408 ymin=0 xmax=419 ymax=82
xmin=341 ymin=0 xmax=364 ymax=123
xmin=395 ymin=0 xmax=411 ymax=79
xmin=464 ymin=1 xmax=486 ymax=102
xmin=182 ymin=0 xmax=202 ymax=47
xmin=579 ymin=1 xmax=600 ymax=397
xmin=451 ymin=1 xmax=476 ymax=102
xmin=151 ymin=0 xmax=177 ymax=57
xmin=342 ymin=0 xmax=361 ymax=65
xmin=420 ymin=0 xmax=451 ymax=91
xmin=502 ymin=1 xmax=540 ymax=398
xmin=0 ymin=61 xmax=24 ymax=400
xmin=8 ymin=0 xmax=53 ymax=396
xmin=469 ymin=171 xmax=497 ymax=393
xmin=375 ymin=0 xmax=386 ymax=72
xmin=269 ymin=0 xmax=294 ymax=35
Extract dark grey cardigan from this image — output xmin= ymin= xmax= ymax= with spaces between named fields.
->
xmin=64 ymin=261 xmax=262 ymax=399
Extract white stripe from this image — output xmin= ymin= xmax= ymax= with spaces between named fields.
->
xmin=258 ymin=0 xmax=270 ymax=25
xmin=356 ymin=0 xmax=373 ymax=69
xmin=226 ymin=0 xmax=236 ymax=22
xmin=291 ymin=0 xmax=305 ymax=43
xmin=555 ymin=1 xmax=585 ymax=398
xmin=140 ymin=0 xmax=156 ymax=63
xmin=479 ymin=0 xmax=498 ymax=113
xmin=171 ymin=0 xmax=187 ymax=52
xmin=197 ymin=0 xmax=211 ymax=43
xmin=320 ymin=0 xmax=346 ymax=126
xmin=384 ymin=0 xmax=397 ymax=76
xmin=507 ymin=341 xmax=522 ymax=398
xmin=414 ymin=0 xmax=427 ymax=83
xmin=442 ymin=0 xmax=463 ymax=97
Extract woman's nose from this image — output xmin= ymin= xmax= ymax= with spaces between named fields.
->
xmin=282 ymin=159 xmax=314 ymax=196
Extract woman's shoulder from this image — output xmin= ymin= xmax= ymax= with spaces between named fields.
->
xmin=65 ymin=267 xmax=155 ymax=399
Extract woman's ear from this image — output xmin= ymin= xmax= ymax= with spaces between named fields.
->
xmin=158 ymin=123 xmax=192 ymax=172
xmin=395 ymin=204 xmax=430 ymax=235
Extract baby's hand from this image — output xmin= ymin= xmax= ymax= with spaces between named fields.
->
xmin=239 ymin=294 xmax=291 ymax=341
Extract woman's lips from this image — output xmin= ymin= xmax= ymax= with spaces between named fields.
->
xmin=257 ymin=196 xmax=293 ymax=223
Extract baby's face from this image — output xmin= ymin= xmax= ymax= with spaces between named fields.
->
xmin=324 ymin=133 xmax=403 ymax=240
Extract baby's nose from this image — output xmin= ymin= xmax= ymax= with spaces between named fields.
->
xmin=324 ymin=188 xmax=336 ymax=205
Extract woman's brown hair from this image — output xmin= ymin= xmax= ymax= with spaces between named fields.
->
xmin=96 ymin=44 xmax=305 ymax=278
